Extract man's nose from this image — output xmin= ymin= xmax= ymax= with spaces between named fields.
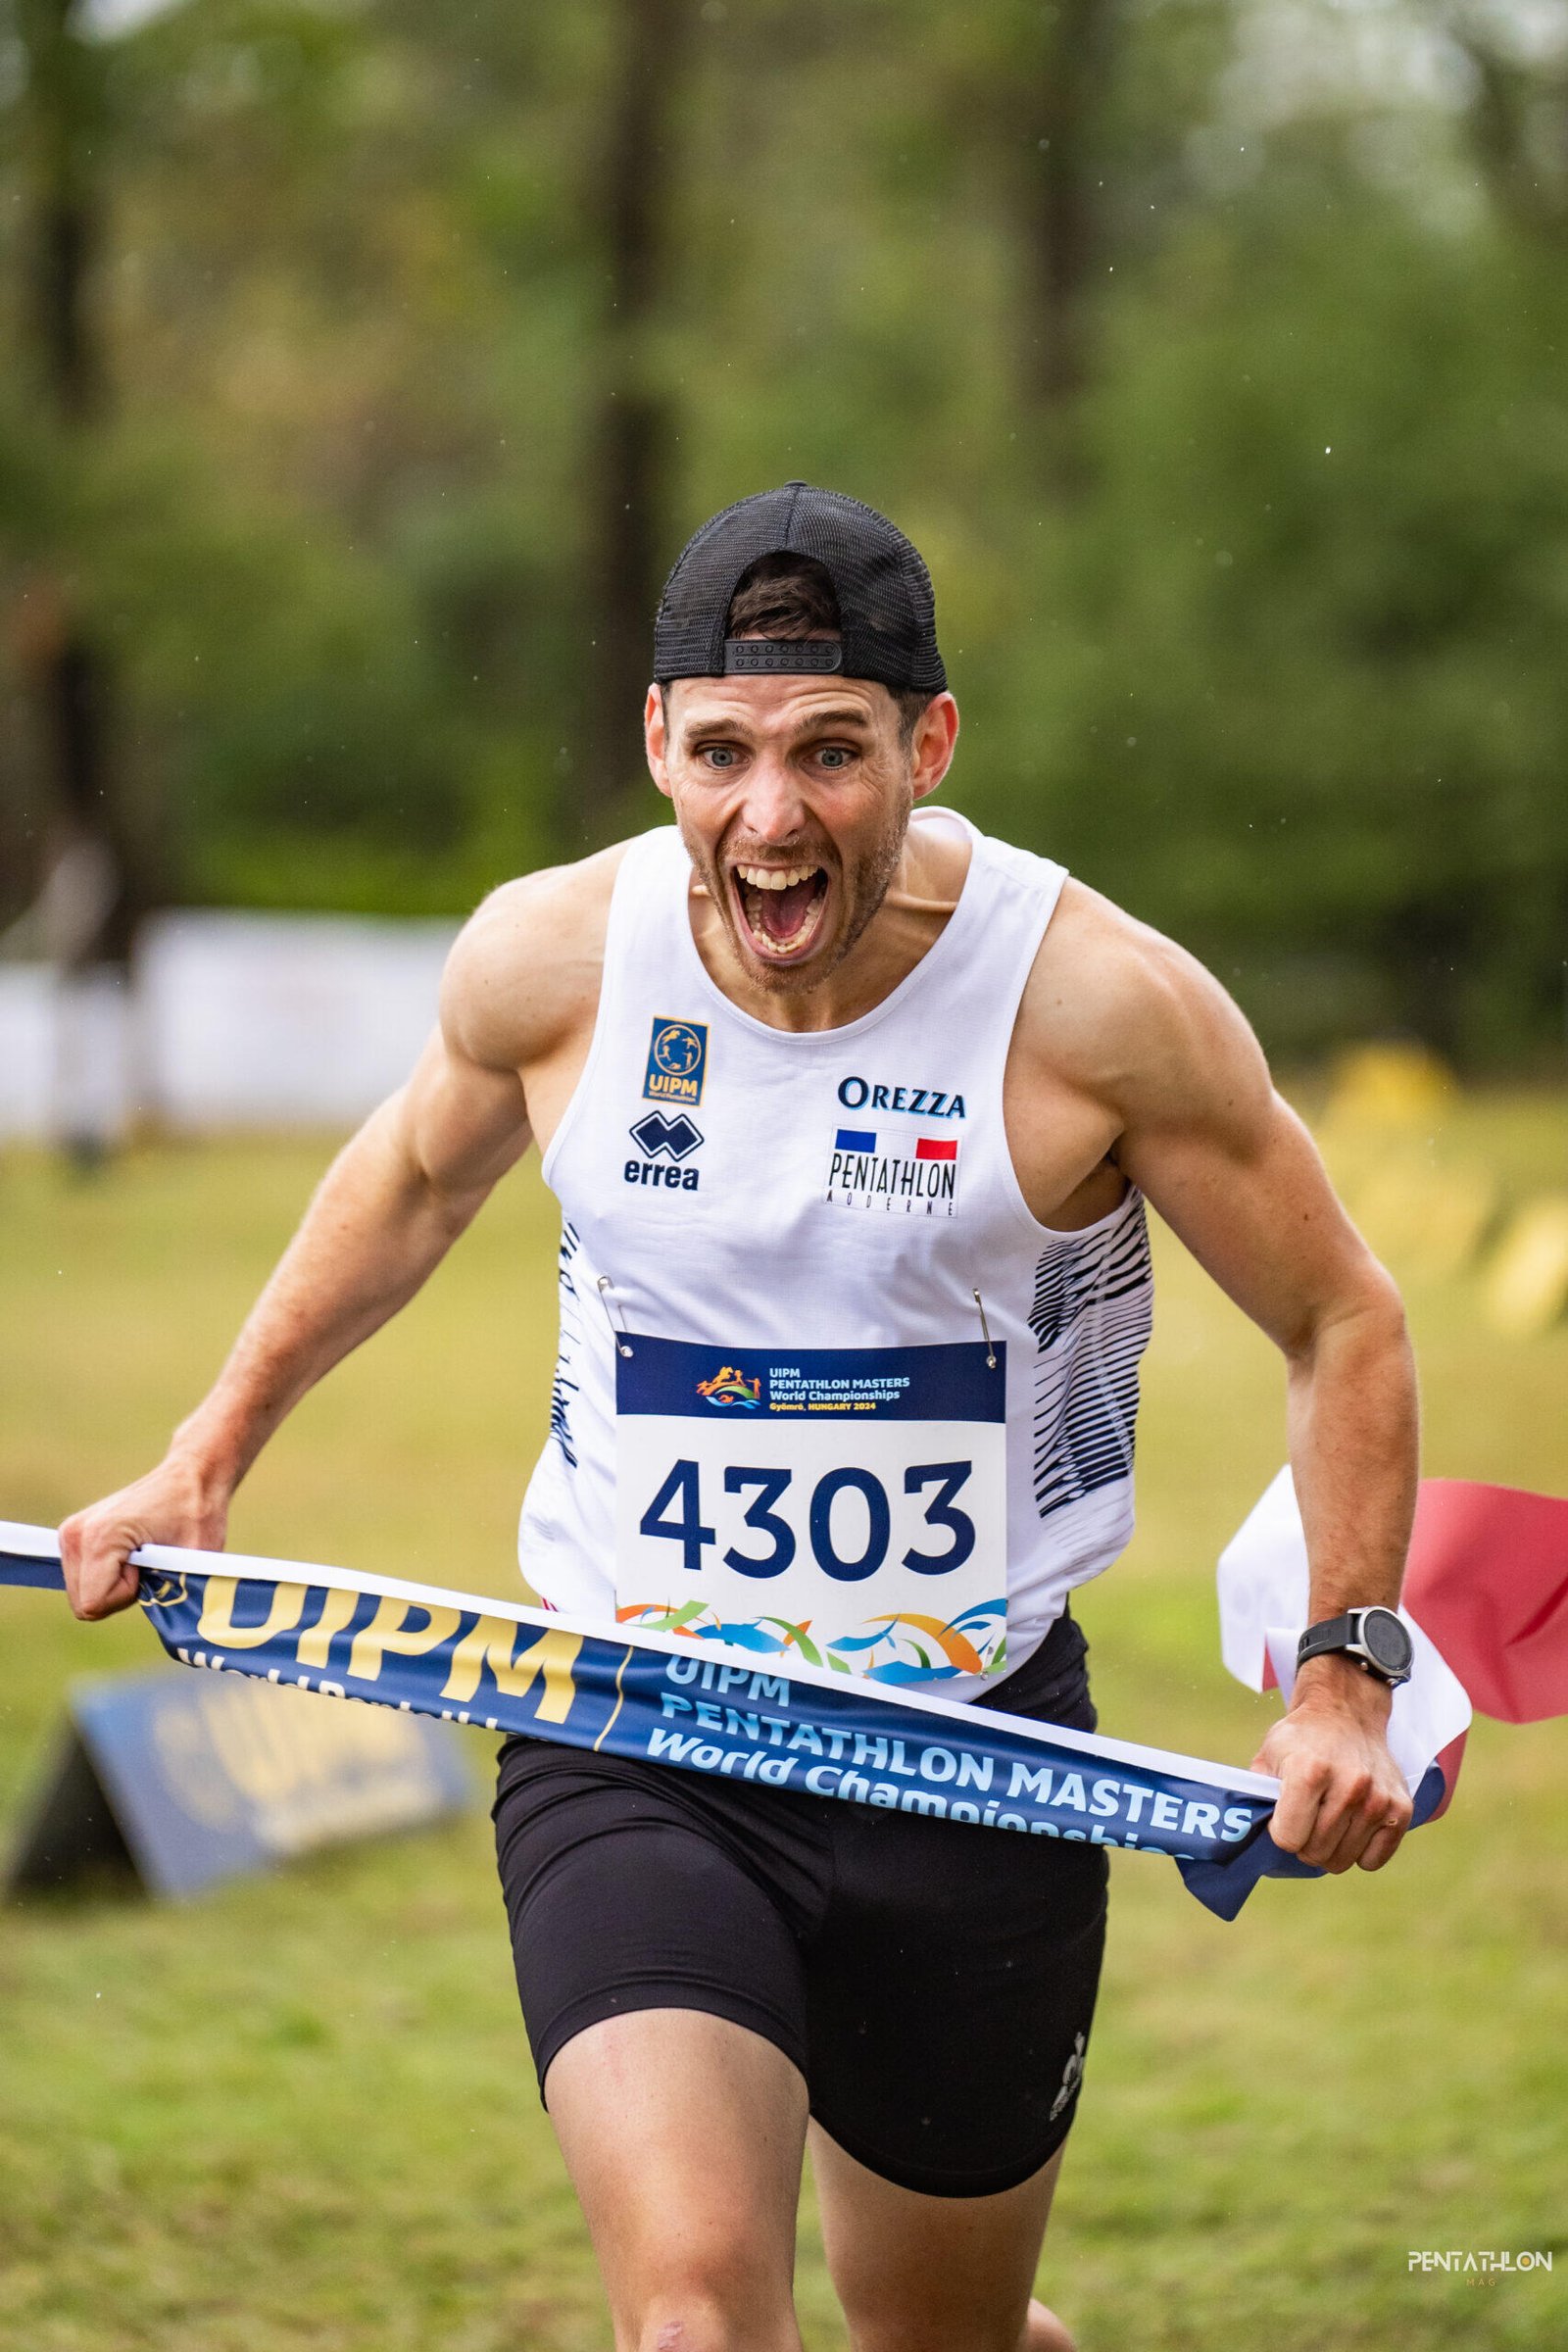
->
xmin=737 ymin=753 xmax=808 ymax=845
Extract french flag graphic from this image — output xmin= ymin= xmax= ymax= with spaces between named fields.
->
xmin=832 ymin=1130 xmax=958 ymax=1161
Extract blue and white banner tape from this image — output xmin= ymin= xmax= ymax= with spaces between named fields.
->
xmin=0 ymin=1523 xmax=1443 ymax=1916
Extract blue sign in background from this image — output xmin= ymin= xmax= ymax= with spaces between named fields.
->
xmin=9 ymin=1661 xmax=474 ymax=1900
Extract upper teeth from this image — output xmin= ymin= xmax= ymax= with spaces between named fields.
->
xmin=737 ymin=864 xmax=816 ymax=890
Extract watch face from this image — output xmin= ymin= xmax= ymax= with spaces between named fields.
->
xmin=1361 ymin=1608 xmax=1413 ymax=1675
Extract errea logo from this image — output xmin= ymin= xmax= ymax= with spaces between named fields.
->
xmin=625 ymin=1110 xmax=703 ymax=1193
xmin=631 ymin=1112 xmax=702 ymax=1161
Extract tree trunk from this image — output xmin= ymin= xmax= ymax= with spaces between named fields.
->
xmin=16 ymin=0 xmax=143 ymax=964
xmin=576 ymin=0 xmax=693 ymax=843
xmin=16 ymin=0 xmax=146 ymax=1161
xmin=1458 ymin=36 xmax=1568 ymax=243
xmin=1016 ymin=0 xmax=1121 ymax=488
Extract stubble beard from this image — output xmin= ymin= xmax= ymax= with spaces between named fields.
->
xmin=679 ymin=791 xmax=912 ymax=997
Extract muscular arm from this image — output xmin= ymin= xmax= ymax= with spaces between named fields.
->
xmin=1041 ymin=890 xmax=1418 ymax=1872
xmin=60 ymin=855 xmax=615 ymax=1618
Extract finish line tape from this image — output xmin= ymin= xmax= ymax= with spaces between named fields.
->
xmin=0 ymin=1523 xmax=1444 ymax=1917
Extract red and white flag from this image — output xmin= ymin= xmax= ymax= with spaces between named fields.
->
xmin=1219 ymin=1469 xmax=1568 ymax=1822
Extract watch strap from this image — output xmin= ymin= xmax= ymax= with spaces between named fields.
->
xmin=1296 ymin=1611 xmax=1361 ymax=1669
xmin=1297 ymin=1606 xmax=1413 ymax=1687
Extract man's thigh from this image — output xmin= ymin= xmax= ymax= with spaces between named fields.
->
xmin=804 ymin=1803 xmax=1107 ymax=2198
xmin=493 ymin=1739 xmax=825 ymax=2098
xmin=809 ymin=2121 xmax=1072 ymax=2352
xmin=493 ymin=1742 xmax=832 ymax=2343
xmin=546 ymin=2008 xmax=809 ymax=2352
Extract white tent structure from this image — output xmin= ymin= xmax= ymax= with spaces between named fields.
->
xmin=0 ymin=911 xmax=460 ymax=1142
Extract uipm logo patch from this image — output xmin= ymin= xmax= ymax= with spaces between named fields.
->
xmin=644 ymin=1017 xmax=709 ymax=1106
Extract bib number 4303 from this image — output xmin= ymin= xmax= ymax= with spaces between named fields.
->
xmin=639 ymin=1458 xmax=976 ymax=1584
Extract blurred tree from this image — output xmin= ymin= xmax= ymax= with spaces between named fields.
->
xmin=1013 ymin=0 xmax=1124 ymax=474
xmin=1445 ymin=1 xmax=1568 ymax=239
xmin=1 ymin=0 xmax=1563 ymax=1066
xmin=10 ymin=0 xmax=151 ymax=964
xmin=580 ymin=0 xmax=694 ymax=837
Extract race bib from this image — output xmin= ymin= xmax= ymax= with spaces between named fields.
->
xmin=613 ymin=1338 xmax=1007 ymax=1681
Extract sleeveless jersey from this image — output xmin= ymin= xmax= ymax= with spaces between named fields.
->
xmin=518 ymin=810 xmax=1153 ymax=1697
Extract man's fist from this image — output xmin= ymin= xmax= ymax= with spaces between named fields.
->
xmin=1250 ymin=1661 xmax=1413 ymax=1874
xmin=59 ymin=1457 xmax=230 ymax=1622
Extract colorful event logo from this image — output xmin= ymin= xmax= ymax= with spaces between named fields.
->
xmin=696 ymin=1365 xmax=762 ymax=1409
xmin=613 ymin=1595 xmax=1005 ymax=1680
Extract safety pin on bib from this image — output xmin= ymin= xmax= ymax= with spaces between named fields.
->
xmin=597 ymin=1275 xmax=634 ymax=1358
xmin=972 ymin=1288 xmax=998 ymax=1370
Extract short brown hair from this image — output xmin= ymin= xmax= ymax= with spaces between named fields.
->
xmin=724 ymin=554 xmax=933 ymax=745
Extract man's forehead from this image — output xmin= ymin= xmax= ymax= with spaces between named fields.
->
xmin=666 ymin=673 xmax=889 ymax=734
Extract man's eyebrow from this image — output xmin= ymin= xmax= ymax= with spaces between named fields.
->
xmin=680 ymin=705 xmax=877 ymax=738
xmin=799 ymin=709 xmax=876 ymax=731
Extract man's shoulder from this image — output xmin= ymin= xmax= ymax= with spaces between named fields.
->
xmin=1022 ymin=878 xmax=1257 ymax=1119
xmin=458 ymin=840 xmax=634 ymax=963
xmin=439 ymin=839 xmax=637 ymax=1074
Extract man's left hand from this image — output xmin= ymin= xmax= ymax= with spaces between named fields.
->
xmin=1250 ymin=1660 xmax=1413 ymax=1873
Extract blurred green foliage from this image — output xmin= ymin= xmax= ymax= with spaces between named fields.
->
xmin=2 ymin=0 xmax=1566 ymax=1064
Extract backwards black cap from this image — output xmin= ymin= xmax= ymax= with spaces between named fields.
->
xmin=654 ymin=481 xmax=947 ymax=695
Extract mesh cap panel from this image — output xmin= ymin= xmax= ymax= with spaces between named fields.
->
xmin=654 ymin=482 xmax=947 ymax=694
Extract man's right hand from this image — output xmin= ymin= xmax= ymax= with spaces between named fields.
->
xmin=59 ymin=1455 xmax=231 ymax=1621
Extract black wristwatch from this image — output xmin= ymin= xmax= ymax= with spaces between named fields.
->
xmin=1296 ymin=1606 xmax=1413 ymax=1689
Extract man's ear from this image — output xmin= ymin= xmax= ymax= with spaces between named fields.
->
xmin=910 ymin=692 xmax=959 ymax=803
xmin=645 ymin=682 xmax=673 ymax=801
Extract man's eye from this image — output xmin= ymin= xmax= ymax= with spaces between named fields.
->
xmin=816 ymin=746 xmax=855 ymax=769
xmin=700 ymin=746 xmax=740 ymax=769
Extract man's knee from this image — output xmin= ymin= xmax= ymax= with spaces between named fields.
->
xmin=629 ymin=2277 xmax=799 ymax=2352
xmin=628 ymin=2262 xmax=800 ymax=2352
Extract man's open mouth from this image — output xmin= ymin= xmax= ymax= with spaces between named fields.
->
xmin=731 ymin=862 xmax=831 ymax=960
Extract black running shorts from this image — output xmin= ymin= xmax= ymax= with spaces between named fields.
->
xmin=492 ymin=1611 xmax=1107 ymax=2198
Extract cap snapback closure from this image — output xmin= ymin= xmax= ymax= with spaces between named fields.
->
xmin=723 ymin=638 xmax=844 ymax=674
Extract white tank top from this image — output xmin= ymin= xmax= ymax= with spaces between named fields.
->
xmin=519 ymin=810 xmax=1152 ymax=1698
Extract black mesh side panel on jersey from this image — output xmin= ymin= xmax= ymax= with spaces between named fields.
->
xmin=654 ymin=481 xmax=947 ymax=693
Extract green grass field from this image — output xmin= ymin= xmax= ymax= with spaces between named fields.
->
xmin=2 ymin=1093 xmax=1565 ymax=2351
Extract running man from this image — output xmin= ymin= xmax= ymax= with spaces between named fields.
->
xmin=63 ymin=484 xmax=1417 ymax=2352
